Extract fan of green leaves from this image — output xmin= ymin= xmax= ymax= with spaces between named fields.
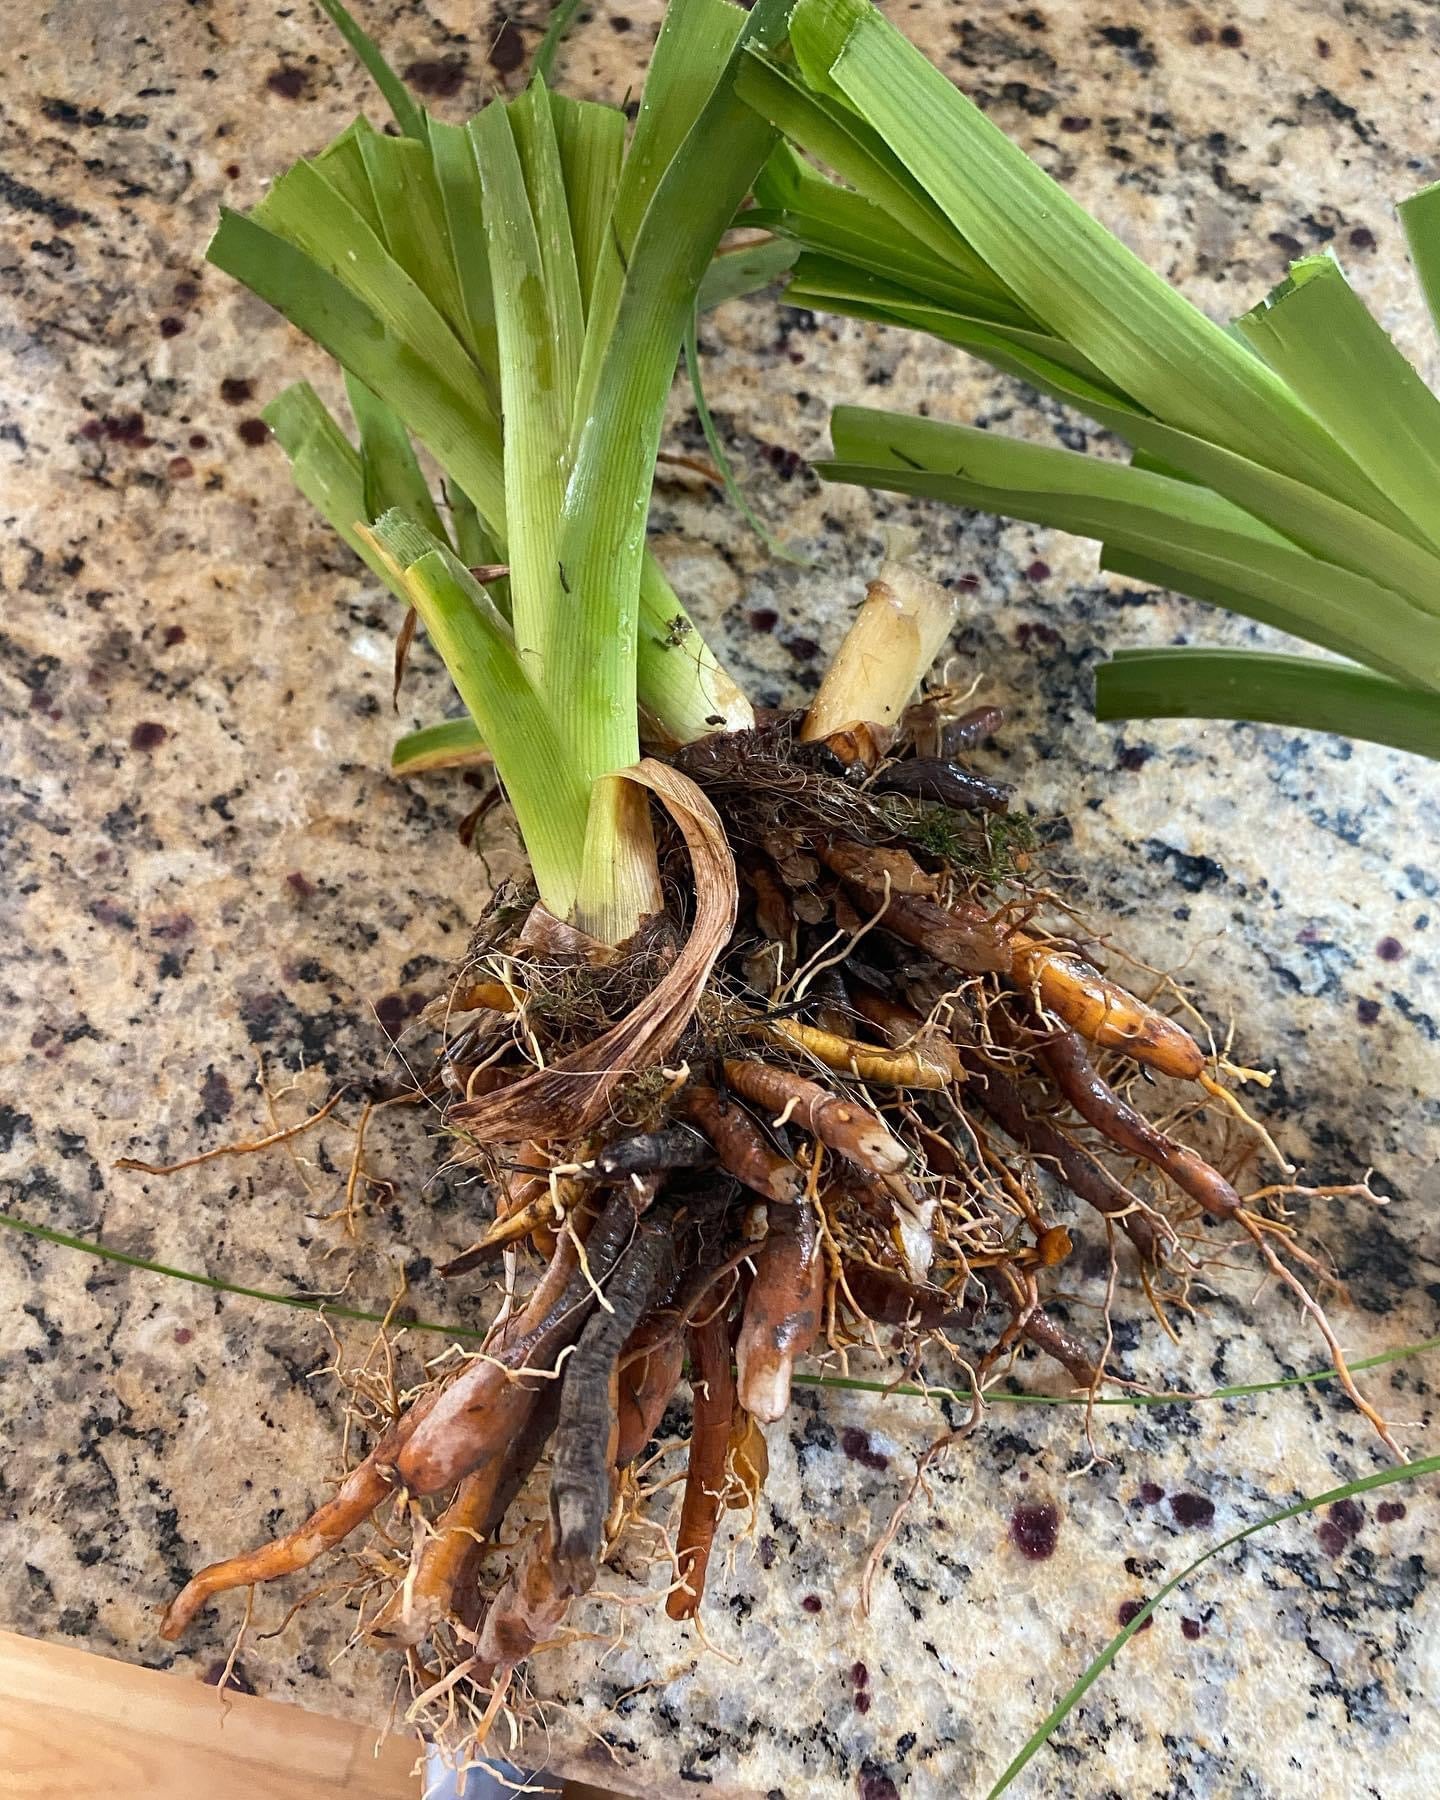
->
xmin=736 ymin=0 xmax=1440 ymax=760
xmin=215 ymin=0 xmax=795 ymax=939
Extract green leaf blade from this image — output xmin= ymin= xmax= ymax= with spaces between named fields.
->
xmin=314 ymin=0 xmax=427 ymax=140
xmin=1095 ymin=648 xmax=1440 ymax=760
xmin=697 ymin=234 xmax=799 ymax=311
xmin=216 ymin=187 xmax=506 ymax=529
xmin=1399 ymin=179 xmax=1440 ymax=349
xmin=553 ymin=0 xmax=790 ymax=784
xmin=824 ymin=407 xmax=1440 ymax=689
xmin=470 ymin=93 xmax=582 ymax=667
xmin=367 ymin=512 xmax=589 ymax=917
xmin=1237 ymin=253 xmax=1440 ymax=555
xmin=344 ymin=372 xmax=448 ymax=541
xmin=779 ymin=0 xmax=1395 ymax=524
xmin=391 ymin=716 xmax=490 ymax=773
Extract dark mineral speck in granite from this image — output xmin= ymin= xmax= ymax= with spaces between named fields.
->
xmin=1169 ymin=1492 xmax=1217 ymax=1529
xmin=1010 ymin=1500 xmax=1060 ymax=1559
xmin=265 ymin=66 xmax=309 ymax=100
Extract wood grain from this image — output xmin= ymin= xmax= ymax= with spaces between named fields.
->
xmin=0 ymin=1630 xmax=419 ymax=1799
xmin=0 ymin=1632 xmax=625 ymax=1798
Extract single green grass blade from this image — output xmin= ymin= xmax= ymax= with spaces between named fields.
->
xmin=986 ymin=1453 xmax=1440 ymax=1797
xmin=825 ymin=407 xmax=1440 ymax=688
xmin=367 ymin=511 xmax=588 ymax=916
xmin=1095 ymin=649 xmax=1440 ymax=760
xmin=0 ymin=1209 xmax=488 ymax=1342
xmin=534 ymin=0 xmax=585 ymax=84
xmin=835 ymin=445 xmax=1440 ymax=686
xmin=797 ymin=1333 xmax=1440 ymax=1407
xmin=1399 ymin=179 xmax=1440 ymax=349
xmin=684 ymin=303 xmax=812 ymax=563
xmin=344 ymin=371 xmax=448 ymax=542
xmin=13 ymin=1205 xmax=1435 ymax=1397
xmin=551 ymin=95 xmax=626 ymax=319
xmin=698 ymin=234 xmax=800 ymax=310
xmin=1237 ymin=253 xmax=1440 ymax=556
xmin=782 ymin=0 xmax=1400 ymax=529
xmin=313 ymin=0 xmax=427 ymax=141
xmin=391 ymin=716 xmax=490 ymax=772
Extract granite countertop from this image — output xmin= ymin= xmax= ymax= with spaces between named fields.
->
xmin=3 ymin=1 xmax=1439 ymax=1795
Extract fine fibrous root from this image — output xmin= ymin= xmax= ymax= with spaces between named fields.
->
xmin=161 ymin=613 xmax=1387 ymax=1729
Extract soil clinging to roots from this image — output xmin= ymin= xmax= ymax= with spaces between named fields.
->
xmin=158 ymin=685 xmax=1390 ymax=1746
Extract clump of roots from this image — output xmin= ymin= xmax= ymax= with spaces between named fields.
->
xmin=159 ymin=645 xmax=1393 ymax=1748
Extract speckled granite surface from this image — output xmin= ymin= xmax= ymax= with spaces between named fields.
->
xmin=3 ymin=2 xmax=1438 ymax=1795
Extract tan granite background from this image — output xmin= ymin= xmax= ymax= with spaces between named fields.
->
xmin=2 ymin=2 xmax=1438 ymax=1796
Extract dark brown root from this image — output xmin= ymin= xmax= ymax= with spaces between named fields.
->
xmin=957 ymin=1042 xmax=1167 ymax=1264
xmin=870 ymin=756 xmax=1012 ymax=814
xmin=548 ymin=1205 xmax=678 ymax=1592
xmin=1021 ymin=1305 xmax=1104 ymax=1388
xmin=840 ymin=1260 xmax=970 ymax=1331
xmin=1033 ymin=1022 xmax=1241 ymax=1220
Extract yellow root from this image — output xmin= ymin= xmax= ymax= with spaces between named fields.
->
xmin=1011 ymin=936 xmax=1205 ymax=1080
xmin=762 ymin=1016 xmax=954 ymax=1089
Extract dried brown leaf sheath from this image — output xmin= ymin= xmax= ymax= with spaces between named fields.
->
xmin=450 ymin=761 xmax=737 ymax=1145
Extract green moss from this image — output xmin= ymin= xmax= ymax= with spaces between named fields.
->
xmin=887 ymin=798 xmax=1040 ymax=884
